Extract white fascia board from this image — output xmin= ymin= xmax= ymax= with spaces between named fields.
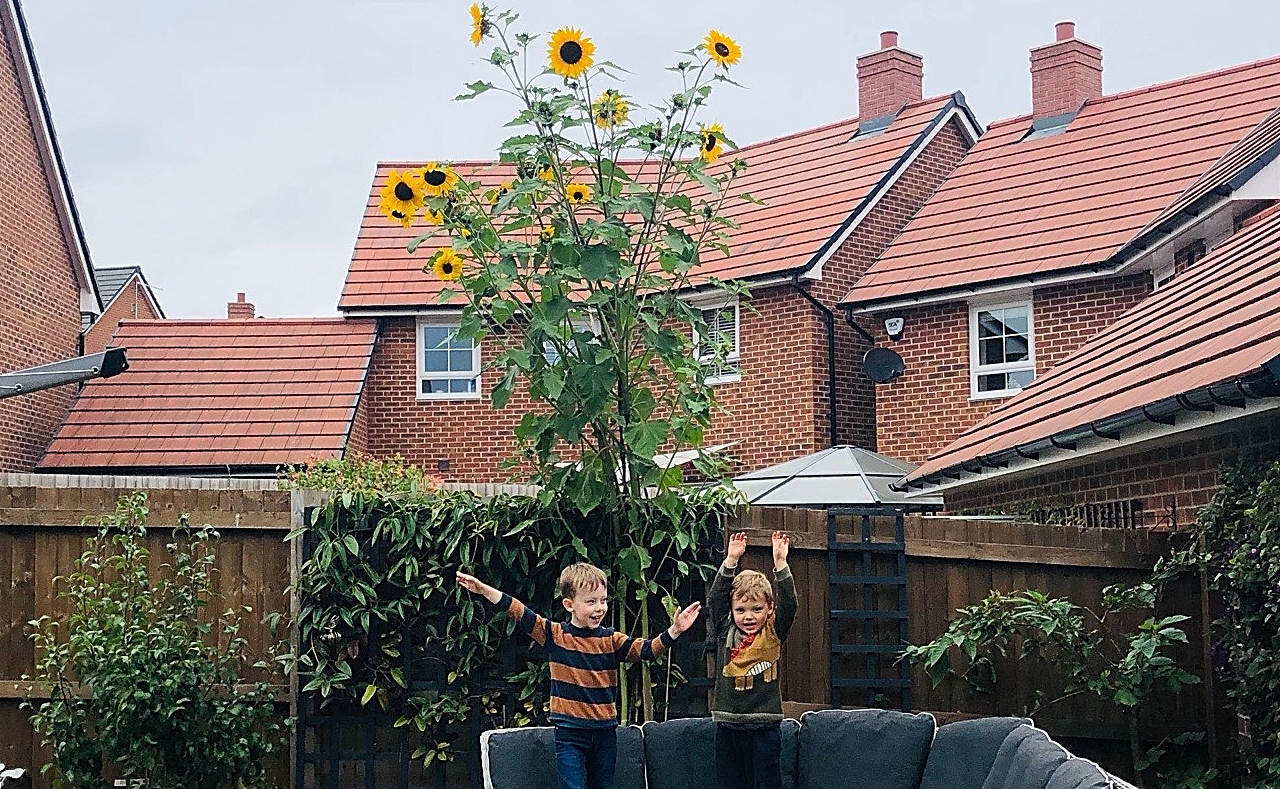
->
xmin=808 ymin=103 xmax=980 ymax=282
xmin=902 ymin=397 xmax=1280 ymax=498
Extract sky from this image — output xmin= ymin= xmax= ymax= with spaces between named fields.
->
xmin=18 ymin=1 xmax=1280 ymax=319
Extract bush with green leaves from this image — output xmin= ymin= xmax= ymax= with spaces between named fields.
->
xmin=903 ymin=577 xmax=1201 ymax=788
xmin=25 ymin=492 xmax=287 ymax=789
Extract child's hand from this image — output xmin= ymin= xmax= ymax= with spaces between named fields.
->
xmin=669 ymin=601 xmax=702 ymax=637
xmin=726 ymin=532 xmax=748 ymax=565
xmin=771 ymin=531 xmax=790 ymax=570
xmin=456 ymin=571 xmax=502 ymax=604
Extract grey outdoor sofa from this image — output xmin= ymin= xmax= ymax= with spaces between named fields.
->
xmin=480 ymin=709 xmax=1137 ymax=789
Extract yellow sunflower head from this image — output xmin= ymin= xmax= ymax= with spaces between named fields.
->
xmin=422 ymin=207 xmax=445 ymax=225
xmin=488 ymin=181 xmax=514 ymax=206
xmin=699 ymin=123 xmax=725 ymax=163
xmin=548 ymin=27 xmax=595 ymax=79
xmin=432 ymin=249 xmax=465 ymax=281
xmin=591 ymin=89 xmax=629 ymax=129
xmin=540 ymin=226 xmax=556 ymax=242
xmin=379 ymin=198 xmax=416 ymax=228
xmin=537 ymin=164 xmax=556 ymax=183
xmin=417 ymin=163 xmax=459 ymax=196
xmin=703 ymin=30 xmax=741 ymax=68
xmin=380 ymin=169 xmax=425 ymax=214
xmin=565 ymin=182 xmax=593 ymax=205
xmin=469 ymin=4 xmax=493 ymax=47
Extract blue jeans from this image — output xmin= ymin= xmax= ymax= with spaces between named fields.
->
xmin=553 ymin=724 xmax=618 ymax=789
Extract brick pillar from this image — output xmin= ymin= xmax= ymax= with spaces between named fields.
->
xmin=856 ymin=31 xmax=923 ymax=120
xmin=1029 ymin=21 xmax=1103 ymax=120
xmin=227 ymin=292 xmax=255 ymax=319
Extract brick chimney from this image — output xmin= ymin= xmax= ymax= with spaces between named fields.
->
xmin=1030 ymin=21 xmax=1102 ymax=120
xmin=856 ymin=31 xmax=923 ymax=120
xmin=227 ymin=292 xmax=255 ymax=319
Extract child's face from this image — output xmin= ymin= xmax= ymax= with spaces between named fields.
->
xmin=731 ymin=594 xmax=773 ymax=635
xmin=562 ymin=582 xmax=608 ymax=628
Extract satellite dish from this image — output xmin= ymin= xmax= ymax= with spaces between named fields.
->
xmin=864 ymin=347 xmax=905 ymax=384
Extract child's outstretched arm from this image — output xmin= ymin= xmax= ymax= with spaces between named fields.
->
xmin=615 ymin=601 xmax=702 ymax=663
xmin=770 ymin=531 xmax=798 ymax=642
xmin=456 ymin=571 xmax=503 ymax=604
xmin=708 ymin=531 xmax=747 ymax=630
xmin=456 ymin=570 xmax=550 ymax=646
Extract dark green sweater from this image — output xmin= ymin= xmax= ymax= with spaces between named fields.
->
xmin=707 ymin=561 xmax=797 ymax=724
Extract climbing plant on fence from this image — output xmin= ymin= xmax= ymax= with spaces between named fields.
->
xmin=288 ymin=457 xmax=735 ymax=767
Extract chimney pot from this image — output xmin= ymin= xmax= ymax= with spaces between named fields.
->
xmin=1055 ymin=21 xmax=1075 ymax=41
xmin=880 ymin=31 xmax=898 ymax=49
xmin=857 ymin=31 xmax=923 ymax=120
xmin=236 ymin=292 xmax=246 ymax=302
xmin=227 ymin=292 xmax=256 ymax=319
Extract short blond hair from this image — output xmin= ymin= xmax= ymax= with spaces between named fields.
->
xmin=558 ymin=563 xmax=607 ymax=600
xmin=731 ymin=570 xmax=774 ymax=605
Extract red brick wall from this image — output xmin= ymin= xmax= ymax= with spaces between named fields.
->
xmin=874 ymin=273 xmax=1151 ymax=464
xmin=0 ymin=24 xmax=83 ymax=472
xmin=345 ymin=380 xmax=371 ymax=456
xmin=947 ymin=410 xmax=1280 ymax=528
xmin=82 ymin=279 xmax=159 ymax=355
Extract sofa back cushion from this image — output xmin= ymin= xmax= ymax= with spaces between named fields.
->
xmin=1045 ymin=757 xmax=1114 ymax=789
xmin=641 ymin=717 xmax=799 ymax=789
xmin=918 ymin=716 xmax=1032 ymax=789
xmin=979 ymin=726 xmax=1072 ymax=789
xmin=480 ymin=725 xmax=645 ymax=789
xmin=797 ymin=709 xmax=936 ymax=789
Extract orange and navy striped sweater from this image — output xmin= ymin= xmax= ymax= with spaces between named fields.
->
xmin=500 ymin=593 xmax=676 ymax=728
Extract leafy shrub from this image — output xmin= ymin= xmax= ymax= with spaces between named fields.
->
xmin=25 ymin=492 xmax=287 ymax=789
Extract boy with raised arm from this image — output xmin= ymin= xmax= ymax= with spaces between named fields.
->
xmin=708 ymin=530 xmax=797 ymax=789
xmin=457 ymin=563 xmax=701 ymax=789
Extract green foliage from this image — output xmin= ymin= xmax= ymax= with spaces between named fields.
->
xmin=902 ymin=575 xmax=1200 ymax=787
xmin=25 ymin=492 xmax=287 ymax=789
xmin=1191 ymin=451 xmax=1280 ymax=785
xmin=283 ymin=451 xmax=442 ymax=498
xmin=289 ymin=462 xmax=736 ymax=765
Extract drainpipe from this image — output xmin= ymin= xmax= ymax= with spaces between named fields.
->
xmin=790 ymin=274 xmax=838 ymax=447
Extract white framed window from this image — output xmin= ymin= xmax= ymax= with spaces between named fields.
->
xmin=417 ymin=315 xmax=480 ymax=399
xmin=970 ymin=301 xmax=1034 ymax=399
xmin=1152 ymin=263 xmax=1176 ymax=291
xmin=543 ymin=316 xmax=598 ymax=365
xmin=692 ymin=296 xmax=740 ymax=384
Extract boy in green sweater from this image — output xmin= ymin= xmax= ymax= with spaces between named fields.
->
xmin=708 ymin=530 xmax=796 ymax=789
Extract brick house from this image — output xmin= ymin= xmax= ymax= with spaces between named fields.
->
xmin=839 ymin=23 xmax=1280 ymax=468
xmin=81 ymin=265 xmax=164 ymax=355
xmin=897 ymin=204 xmax=1280 ymax=529
xmin=0 ymin=0 xmax=102 ymax=472
xmin=339 ymin=33 xmax=979 ymax=482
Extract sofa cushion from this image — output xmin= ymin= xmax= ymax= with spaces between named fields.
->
xmin=1045 ymin=757 xmax=1114 ymax=789
xmin=797 ymin=709 xmax=936 ymax=789
xmin=642 ymin=717 xmax=800 ymax=789
xmin=480 ymin=725 xmax=645 ymax=789
xmin=979 ymin=726 xmax=1072 ymax=789
xmin=919 ymin=717 xmax=1033 ymax=789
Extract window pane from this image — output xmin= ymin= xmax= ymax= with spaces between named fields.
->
xmin=423 ymin=378 xmax=449 ymax=394
xmin=1007 ymin=369 xmax=1034 ymax=389
xmin=449 ymin=350 xmax=473 ymax=372
xmin=449 ymin=378 xmax=476 ymax=394
xmin=980 ymin=338 xmax=1004 ymax=366
xmin=424 ymin=350 xmax=449 ymax=373
xmin=977 ymin=312 xmax=1003 ymax=337
xmin=544 ymin=341 xmax=560 ymax=365
xmin=422 ymin=326 xmax=451 ymax=350
xmin=1004 ymin=309 xmax=1028 ymax=335
xmin=1004 ymin=336 xmax=1029 ymax=362
xmin=977 ymin=373 xmax=1006 ymax=392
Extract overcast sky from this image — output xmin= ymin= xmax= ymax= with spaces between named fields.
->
xmin=19 ymin=1 xmax=1279 ymax=319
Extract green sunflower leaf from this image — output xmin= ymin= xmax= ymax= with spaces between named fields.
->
xmin=455 ymin=81 xmax=495 ymax=101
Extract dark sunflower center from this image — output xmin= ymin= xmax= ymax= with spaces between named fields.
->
xmin=559 ymin=41 xmax=583 ymax=65
xmin=704 ymin=134 xmax=716 ymax=152
xmin=442 ymin=262 xmax=454 ymax=274
xmin=573 ymin=190 xmax=584 ymax=200
xmin=714 ymin=42 xmax=730 ymax=57
xmin=392 ymin=210 xmax=406 ymax=218
xmin=394 ymin=182 xmax=415 ymax=201
xmin=425 ymin=170 xmax=447 ymax=186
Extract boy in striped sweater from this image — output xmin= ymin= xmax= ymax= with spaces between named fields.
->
xmin=456 ymin=564 xmax=702 ymax=789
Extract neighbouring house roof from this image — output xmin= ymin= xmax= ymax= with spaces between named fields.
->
xmin=340 ymin=94 xmax=977 ymax=312
xmin=900 ymin=206 xmax=1280 ymax=492
xmin=841 ymin=55 xmax=1280 ymax=311
xmin=1 ymin=0 xmax=101 ymax=315
xmin=39 ymin=318 xmax=378 ymax=473
xmin=81 ymin=266 xmax=165 ymax=331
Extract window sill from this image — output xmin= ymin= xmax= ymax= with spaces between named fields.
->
xmin=706 ymin=373 xmax=742 ymax=386
xmin=969 ymin=389 xmax=1022 ymax=402
xmin=416 ymin=391 xmax=482 ymax=402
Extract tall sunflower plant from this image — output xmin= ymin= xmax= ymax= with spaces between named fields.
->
xmin=381 ymin=6 xmax=755 ymax=721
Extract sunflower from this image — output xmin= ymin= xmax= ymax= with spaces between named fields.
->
xmin=537 ymin=164 xmax=556 ymax=183
xmin=565 ymin=182 xmax=592 ymax=204
xmin=469 ymin=4 xmax=492 ymax=47
xmin=379 ymin=198 xmax=416 ymax=228
xmin=704 ymin=30 xmax=741 ymax=68
xmin=422 ymin=207 xmax=445 ymax=225
xmin=540 ymin=226 xmax=556 ymax=241
xmin=417 ymin=162 xmax=459 ymax=196
xmin=488 ymin=181 xmax=514 ymax=205
xmin=431 ymin=249 xmax=464 ymax=281
xmin=548 ymin=27 xmax=595 ymax=79
xmin=699 ymin=123 xmax=725 ymax=163
xmin=591 ymin=89 xmax=629 ymax=129
xmin=380 ymin=169 xmax=425 ymax=214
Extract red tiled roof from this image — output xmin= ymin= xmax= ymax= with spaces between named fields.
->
xmin=38 ymin=318 xmax=378 ymax=471
xmin=906 ymin=206 xmax=1280 ymax=485
xmin=340 ymin=95 xmax=963 ymax=311
xmin=842 ymin=55 xmax=1280 ymax=309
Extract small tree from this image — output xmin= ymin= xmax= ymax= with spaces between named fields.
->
xmin=377 ymin=6 xmax=752 ymax=720
xmin=25 ymin=492 xmax=287 ymax=789
xmin=903 ymin=578 xmax=1201 ymax=788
